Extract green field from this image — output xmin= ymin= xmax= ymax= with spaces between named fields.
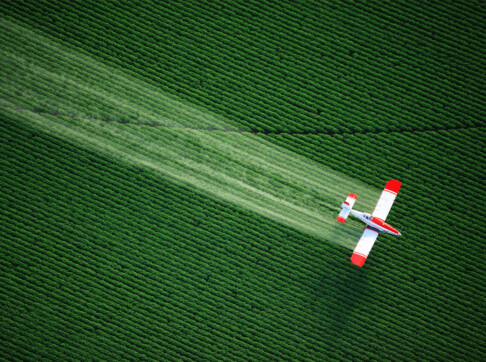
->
xmin=1 ymin=1 xmax=485 ymax=360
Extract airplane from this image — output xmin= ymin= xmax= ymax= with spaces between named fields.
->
xmin=337 ymin=179 xmax=402 ymax=267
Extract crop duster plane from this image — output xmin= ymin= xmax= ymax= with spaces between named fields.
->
xmin=337 ymin=179 xmax=402 ymax=267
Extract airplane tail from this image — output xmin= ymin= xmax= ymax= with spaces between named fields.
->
xmin=337 ymin=193 xmax=357 ymax=223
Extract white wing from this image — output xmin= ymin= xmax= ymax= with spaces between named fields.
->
xmin=372 ymin=179 xmax=402 ymax=221
xmin=351 ymin=227 xmax=379 ymax=267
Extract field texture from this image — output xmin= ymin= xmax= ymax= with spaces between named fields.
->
xmin=1 ymin=1 xmax=485 ymax=360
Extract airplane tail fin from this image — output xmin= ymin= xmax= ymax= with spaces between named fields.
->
xmin=337 ymin=193 xmax=357 ymax=223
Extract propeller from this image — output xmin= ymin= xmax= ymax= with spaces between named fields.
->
xmin=399 ymin=226 xmax=404 ymax=237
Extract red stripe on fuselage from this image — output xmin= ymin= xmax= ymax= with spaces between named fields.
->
xmin=372 ymin=217 xmax=385 ymax=225
xmin=371 ymin=217 xmax=399 ymax=234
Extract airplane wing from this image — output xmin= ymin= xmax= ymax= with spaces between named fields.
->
xmin=372 ymin=179 xmax=402 ymax=221
xmin=350 ymin=227 xmax=379 ymax=267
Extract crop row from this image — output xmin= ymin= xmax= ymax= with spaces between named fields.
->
xmin=0 ymin=119 xmax=366 ymax=360
xmin=2 ymin=82 xmax=482 ymax=362
xmin=7 ymin=104 xmax=482 ymax=300
xmin=4 ymin=27 xmax=483 ymax=243
xmin=0 ymin=115 xmax=474 ymax=360
xmin=2 ymin=1 xmax=483 ymax=136
xmin=1 ymin=1 xmax=485 ymax=360
xmin=2 ymin=102 xmax=482 ymax=360
xmin=2 ymin=112 xmax=484 ymax=359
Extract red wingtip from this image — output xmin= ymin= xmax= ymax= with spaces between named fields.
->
xmin=385 ymin=179 xmax=401 ymax=194
xmin=350 ymin=252 xmax=367 ymax=267
xmin=337 ymin=216 xmax=346 ymax=223
xmin=348 ymin=192 xmax=357 ymax=200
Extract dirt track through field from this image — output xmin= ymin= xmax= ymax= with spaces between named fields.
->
xmin=0 ymin=18 xmax=381 ymax=249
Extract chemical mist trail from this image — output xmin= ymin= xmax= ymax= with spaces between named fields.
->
xmin=0 ymin=18 xmax=381 ymax=249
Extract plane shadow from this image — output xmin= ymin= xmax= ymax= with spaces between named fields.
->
xmin=310 ymin=259 xmax=371 ymax=343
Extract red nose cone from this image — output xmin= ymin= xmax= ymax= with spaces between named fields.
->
xmin=337 ymin=216 xmax=346 ymax=223
xmin=350 ymin=252 xmax=367 ymax=267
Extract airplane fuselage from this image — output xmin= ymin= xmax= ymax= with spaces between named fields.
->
xmin=349 ymin=209 xmax=401 ymax=236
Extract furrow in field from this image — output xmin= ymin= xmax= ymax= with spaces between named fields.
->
xmin=0 ymin=19 xmax=380 ymax=249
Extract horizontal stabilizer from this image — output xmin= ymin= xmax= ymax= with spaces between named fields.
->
xmin=337 ymin=193 xmax=357 ymax=223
